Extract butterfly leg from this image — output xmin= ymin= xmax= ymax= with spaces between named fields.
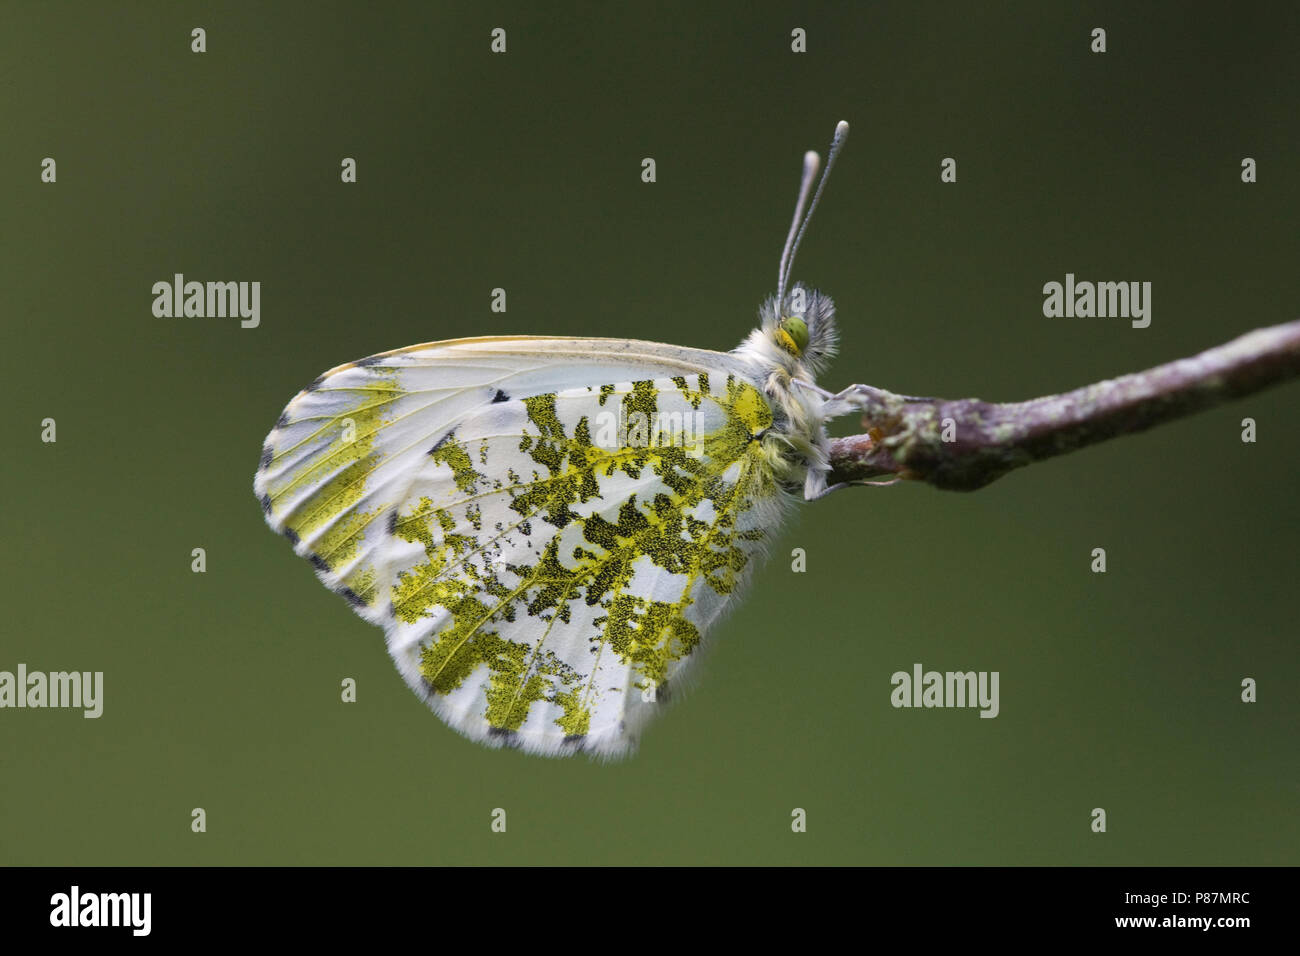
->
xmin=794 ymin=380 xmax=910 ymax=421
xmin=803 ymin=461 xmax=903 ymax=500
xmin=805 ymin=475 xmax=902 ymax=501
xmin=805 ymin=479 xmax=848 ymax=500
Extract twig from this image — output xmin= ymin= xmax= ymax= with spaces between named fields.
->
xmin=827 ymin=319 xmax=1300 ymax=491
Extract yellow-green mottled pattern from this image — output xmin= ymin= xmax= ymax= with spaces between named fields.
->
xmin=261 ymin=368 xmax=403 ymax=608
xmin=395 ymin=374 xmax=779 ymax=738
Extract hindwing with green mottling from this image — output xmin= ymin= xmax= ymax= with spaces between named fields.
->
xmin=255 ymin=337 xmax=790 ymax=758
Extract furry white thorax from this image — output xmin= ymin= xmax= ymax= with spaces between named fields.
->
xmin=732 ymin=282 xmax=848 ymax=501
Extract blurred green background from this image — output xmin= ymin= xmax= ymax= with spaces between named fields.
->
xmin=2 ymin=1 xmax=1296 ymax=865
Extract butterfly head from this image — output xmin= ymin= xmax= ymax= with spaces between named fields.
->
xmin=760 ymin=282 xmax=838 ymax=377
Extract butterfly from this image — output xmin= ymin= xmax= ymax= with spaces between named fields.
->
xmin=255 ymin=121 xmax=880 ymax=758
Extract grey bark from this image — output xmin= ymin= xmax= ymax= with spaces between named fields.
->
xmin=827 ymin=319 xmax=1300 ymax=491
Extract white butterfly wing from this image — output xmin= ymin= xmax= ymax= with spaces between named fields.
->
xmin=255 ymin=336 xmax=788 ymax=757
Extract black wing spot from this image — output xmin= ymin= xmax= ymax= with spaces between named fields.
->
xmin=283 ymin=527 xmax=301 ymax=546
xmin=338 ymin=586 xmax=366 ymax=608
xmin=260 ymin=494 xmax=273 ymax=516
xmin=487 ymin=727 xmax=521 ymax=750
xmin=303 ymin=375 xmax=327 ymax=393
xmin=259 ymin=443 xmax=274 ymax=469
xmin=428 ymin=430 xmax=455 ymax=455
xmin=386 ymin=511 xmax=399 ymax=535
xmin=276 ymin=411 xmax=289 ymax=428
xmin=491 ymin=389 xmax=510 ymax=404
xmin=356 ymin=354 xmax=385 ymax=367
xmin=309 ymin=554 xmax=331 ymax=574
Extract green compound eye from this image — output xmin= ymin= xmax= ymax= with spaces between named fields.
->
xmin=776 ymin=316 xmax=809 ymax=356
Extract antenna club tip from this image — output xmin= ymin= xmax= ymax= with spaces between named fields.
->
xmin=835 ymin=120 xmax=850 ymax=138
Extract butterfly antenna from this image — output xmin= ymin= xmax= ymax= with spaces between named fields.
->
xmin=776 ymin=150 xmax=819 ymax=319
xmin=775 ymin=120 xmax=849 ymax=317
